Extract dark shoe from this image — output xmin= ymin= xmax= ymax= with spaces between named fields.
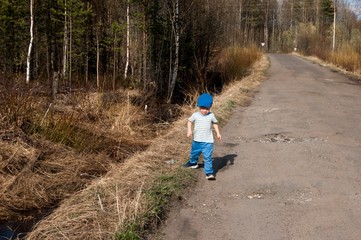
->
xmin=206 ymin=174 xmax=216 ymax=180
xmin=183 ymin=162 xmax=199 ymax=169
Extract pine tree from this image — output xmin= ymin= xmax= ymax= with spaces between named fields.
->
xmin=0 ymin=0 xmax=29 ymax=76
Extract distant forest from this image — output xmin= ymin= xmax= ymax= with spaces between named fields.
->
xmin=0 ymin=0 xmax=360 ymax=100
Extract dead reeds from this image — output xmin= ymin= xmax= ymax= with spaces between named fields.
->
xmin=216 ymin=44 xmax=262 ymax=84
xmin=0 ymin=137 xmax=113 ymax=222
xmin=27 ymin=121 xmax=192 ymax=239
xmin=328 ymin=43 xmax=361 ymax=74
xmin=0 ymin=89 xmax=159 ymax=226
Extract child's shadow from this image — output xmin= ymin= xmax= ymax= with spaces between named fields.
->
xmin=212 ymin=154 xmax=237 ymax=174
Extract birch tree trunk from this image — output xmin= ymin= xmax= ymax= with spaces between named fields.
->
xmin=167 ymin=0 xmax=179 ymax=103
xmin=124 ymin=1 xmax=130 ymax=80
xmin=264 ymin=0 xmax=269 ymax=51
xmin=290 ymin=0 xmax=294 ymax=34
xmin=316 ymin=0 xmax=320 ymax=29
xmin=96 ymin=25 xmax=100 ymax=89
xmin=85 ymin=38 xmax=89 ymax=86
xmin=113 ymin=32 xmax=116 ymax=90
xmin=26 ymin=0 xmax=34 ymax=84
xmin=69 ymin=15 xmax=72 ymax=90
xmin=63 ymin=0 xmax=68 ymax=86
xmin=272 ymin=12 xmax=276 ymax=51
xmin=332 ymin=0 xmax=337 ymax=51
xmin=142 ymin=20 xmax=147 ymax=89
xmin=238 ymin=0 xmax=243 ymax=45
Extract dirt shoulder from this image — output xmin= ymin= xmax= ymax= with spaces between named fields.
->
xmin=157 ymin=54 xmax=361 ymax=240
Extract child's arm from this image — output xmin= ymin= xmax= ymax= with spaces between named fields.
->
xmin=213 ymin=123 xmax=222 ymax=140
xmin=187 ymin=120 xmax=193 ymax=138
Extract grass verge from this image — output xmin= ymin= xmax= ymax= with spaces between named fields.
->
xmin=293 ymin=51 xmax=361 ymax=81
xmin=115 ymin=168 xmax=195 ymax=239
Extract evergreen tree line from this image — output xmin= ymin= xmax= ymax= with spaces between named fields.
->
xmin=0 ymin=0 xmax=360 ymax=100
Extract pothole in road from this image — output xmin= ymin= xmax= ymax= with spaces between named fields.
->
xmin=235 ymin=133 xmax=325 ymax=144
xmin=246 ymin=188 xmax=277 ymax=199
xmin=261 ymin=133 xmax=309 ymax=143
xmin=230 ymin=186 xmax=313 ymax=205
xmin=245 ymin=189 xmax=314 ymax=205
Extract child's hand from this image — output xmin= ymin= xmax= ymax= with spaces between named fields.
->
xmin=187 ymin=130 xmax=193 ymax=138
xmin=216 ymin=133 xmax=222 ymax=140
xmin=213 ymin=124 xmax=221 ymax=141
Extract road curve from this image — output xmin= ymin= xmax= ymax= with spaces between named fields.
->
xmin=159 ymin=54 xmax=361 ymax=240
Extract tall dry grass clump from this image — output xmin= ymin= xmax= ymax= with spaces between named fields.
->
xmin=298 ymin=40 xmax=361 ymax=77
xmin=0 ymin=82 xmax=45 ymax=130
xmin=217 ymin=45 xmax=262 ymax=83
xmin=182 ymin=45 xmax=262 ymax=109
xmin=327 ymin=43 xmax=361 ymax=74
xmin=26 ymin=54 xmax=269 ymax=240
xmin=212 ymin=54 xmax=269 ymax=126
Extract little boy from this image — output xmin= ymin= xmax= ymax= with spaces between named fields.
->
xmin=183 ymin=93 xmax=221 ymax=180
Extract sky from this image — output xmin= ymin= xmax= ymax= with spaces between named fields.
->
xmin=347 ymin=0 xmax=360 ymax=10
xmin=348 ymin=0 xmax=361 ymax=18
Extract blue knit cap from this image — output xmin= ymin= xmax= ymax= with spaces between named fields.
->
xmin=197 ymin=93 xmax=213 ymax=108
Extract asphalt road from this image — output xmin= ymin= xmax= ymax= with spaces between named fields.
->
xmin=159 ymin=54 xmax=361 ymax=240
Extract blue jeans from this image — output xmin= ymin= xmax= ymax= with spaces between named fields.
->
xmin=189 ymin=141 xmax=214 ymax=175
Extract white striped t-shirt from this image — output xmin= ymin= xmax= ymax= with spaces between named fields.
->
xmin=188 ymin=112 xmax=218 ymax=143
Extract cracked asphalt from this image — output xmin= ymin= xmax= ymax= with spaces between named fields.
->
xmin=158 ymin=54 xmax=361 ymax=240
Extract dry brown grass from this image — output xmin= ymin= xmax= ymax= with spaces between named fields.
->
xmin=327 ymin=44 xmax=361 ymax=74
xmin=0 ymin=136 xmax=113 ymax=222
xmin=0 ymin=89 xmax=159 ymax=228
xmin=294 ymin=52 xmax=361 ymax=80
xmin=26 ymin=54 xmax=269 ymax=239
xmin=27 ymin=123 xmax=191 ymax=239
xmin=216 ymin=44 xmax=262 ymax=83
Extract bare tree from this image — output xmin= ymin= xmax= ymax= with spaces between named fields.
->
xmin=69 ymin=13 xmax=72 ymax=89
xmin=96 ymin=21 xmax=100 ymax=89
xmin=167 ymin=0 xmax=179 ymax=102
xmin=264 ymin=0 xmax=270 ymax=51
xmin=63 ymin=0 xmax=68 ymax=86
xmin=112 ymin=29 xmax=117 ymax=90
xmin=26 ymin=0 xmax=34 ymax=84
xmin=124 ymin=0 xmax=130 ymax=80
xmin=332 ymin=0 xmax=337 ymax=51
